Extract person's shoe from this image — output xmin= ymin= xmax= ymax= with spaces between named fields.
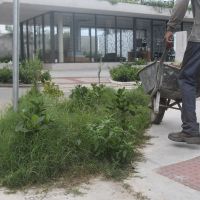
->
xmin=184 ymin=135 xmax=200 ymax=144
xmin=168 ymin=132 xmax=192 ymax=142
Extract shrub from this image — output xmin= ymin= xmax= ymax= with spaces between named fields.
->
xmin=20 ymin=57 xmax=43 ymax=85
xmin=69 ymin=84 xmax=109 ymax=109
xmin=0 ymin=57 xmax=51 ymax=84
xmin=88 ymin=117 xmax=136 ymax=164
xmin=110 ymin=63 xmax=142 ymax=82
xmin=0 ymin=55 xmax=12 ymax=63
xmin=0 ymin=67 xmax=12 ymax=83
xmin=0 ymin=85 xmax=150 ymax=188
xmin=41 ymin=71 xmax=51 ymax=84
xmin=43 ymin=81 xmax=64 ymax=97
xmin=133 ymin=58 xmax=147 ymax=65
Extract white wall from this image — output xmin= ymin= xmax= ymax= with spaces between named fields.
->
xmin=0 ymin=33 xmax=12 ymax=57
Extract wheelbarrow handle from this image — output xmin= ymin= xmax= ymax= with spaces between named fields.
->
xmin=159 ymin=47 xmax=168 ymax=64
xmin=150 ymin=47 xmax=168 ymax=98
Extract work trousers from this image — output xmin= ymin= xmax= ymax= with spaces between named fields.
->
xmin=179 ymin=41 xmax=200 ymax=135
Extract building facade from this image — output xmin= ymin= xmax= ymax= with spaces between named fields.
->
xmin=0 ymin=0 xmax=194 ymax=63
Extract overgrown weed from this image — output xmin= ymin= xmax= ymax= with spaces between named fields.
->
xmin=0 ymin=84 xmax=150 ymax=189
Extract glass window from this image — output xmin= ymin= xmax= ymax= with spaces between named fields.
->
xmin=63 ymin=14 xmax=73 ymax=63
xmin=136 ymin=19 xmax=151 ymax=62
xmin=97 ymin=15 xmax=116 ymax=62
xmin=44 ymin=14 xmax=51 ymax=62
xmin=152 ymin=20 xmax=166 ymax=60
xmin=80 ymin=28 xmax=90 ymax=59
xmin=28 ymin=19 xmax=34 ymax=59
xmin=74 ymin=14 xmax=95 ymax=63
xmin=54 ymin=23 xmax=58 ymax=62
xmin=106 ymin=28 xmax=115 ymax=54
xmin=22 ymin=22 xmax=28 ymax=59
xmin=35 ymin=16 xmax=43 ymax=60
xmin=121 ymin=30 xmax=133 ymax=61
xmin=97 ymin=28 xmax=105 ymax=60
xmin=23 ymin=12 xmax=189 ymax=63
xmin=117 ymin=29 xmax=120 ymax=58
xmin=91 ymin=28 xmax=96 ymax=62
xmin=117 ymin=17 xmax=133 ymax=62
xmin=54 ymin=13 xmax=74 ymax=63
xmin=63 ymin=25 xmax=72 ymax=62
xmin=96 ymin=15 xmax=115 ymax=28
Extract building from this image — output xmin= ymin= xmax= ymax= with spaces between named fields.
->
xmin=0 ymin=0 xmax=193 ymax=63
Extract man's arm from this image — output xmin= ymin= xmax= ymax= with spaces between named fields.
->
xmin=165 ymin=0 xmax=190 ymax=47
xmin=167 ymin=0 xmax=190 ymax=32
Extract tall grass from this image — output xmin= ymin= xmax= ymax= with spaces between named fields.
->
xmin=0 ymin=85 xmax=150 ymax=188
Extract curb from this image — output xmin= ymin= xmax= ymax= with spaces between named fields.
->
xmin=109 ymin=78 xmax=140 ymax=86
xmin=0 ymin=84 xmax=42 ymax=88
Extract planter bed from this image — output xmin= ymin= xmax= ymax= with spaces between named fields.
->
xmin=0 ymin=83 xmax=42 ymax=88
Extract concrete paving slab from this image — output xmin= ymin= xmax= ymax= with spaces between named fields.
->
xmin=50 ymin=67 xmax=110 ymax=78
xmin=0 ymin=87 xmax=29 ymax=109
xmin=0 ymin=178 xmax=142 ymax=200
xmin=125 ymin=101 xmax=200 ymax=200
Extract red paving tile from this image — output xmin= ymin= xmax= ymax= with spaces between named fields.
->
xmin=53 ymin=77 xmax=110 ymax=84
xmin=156 ymin=156 xmax=200 ymax=191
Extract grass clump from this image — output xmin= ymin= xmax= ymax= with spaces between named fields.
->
xmin=0 ymin=84 xmax=150 ymax=189
xmin=110 ymin=63 xmax=143 ymax=82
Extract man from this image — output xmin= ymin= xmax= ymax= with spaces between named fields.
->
xmin=165 ymin=0 xmax=200 ymax=144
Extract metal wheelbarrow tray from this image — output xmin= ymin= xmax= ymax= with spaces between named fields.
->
xmin=139 ymin=61 xmax=200 ymax=124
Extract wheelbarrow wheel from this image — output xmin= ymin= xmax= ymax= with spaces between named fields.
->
xmin=151 ymin=98 xmax=167 ymax=124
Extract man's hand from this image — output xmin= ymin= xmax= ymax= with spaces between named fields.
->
xmin=164 ymin=31 xmax=174 ymax=49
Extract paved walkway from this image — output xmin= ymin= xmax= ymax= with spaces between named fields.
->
xmin=0 ymin=87 xmax=29 ymax=109
xmin=125 ymin=102 xmax=200 ymax=200
xmin=0 ymin=72 xmax=200 ymax=199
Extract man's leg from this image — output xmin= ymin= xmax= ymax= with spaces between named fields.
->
xmin=168 ymin=42 xmax=200 ymax=144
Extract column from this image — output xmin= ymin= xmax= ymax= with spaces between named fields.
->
xmin=58 ymin=14 xmax=64 ymax=63
xmin=50 ymin=12 xmax=55 ymax=63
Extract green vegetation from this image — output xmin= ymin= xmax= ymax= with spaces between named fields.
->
xmin=134 ymin=59 xmax=147 ymax=65
xmin=110 ymin=63 xmax=143 ymax=82
xmin=0 ymin=67 xmax=12 ymax=83
xmin=0 ymin=57 xmax=51 ymax=84
xmin=0 ymin=55 xmax=12 ymax=63
xmin=103 ymin=0 xmax=175 ymax=7
xmin=103 ymin=0 xmax=192 ymax=11
xmin=43 ymin=81 xmax=64 ymax=97
xmin=0 ymin=84 xmax=150 ymax=189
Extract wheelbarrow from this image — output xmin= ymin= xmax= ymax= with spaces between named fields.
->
xmin=138 ymin=49 xmax=200 ymax=124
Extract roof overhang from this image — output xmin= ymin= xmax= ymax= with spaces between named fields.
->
xmin=0 ymin=0 xmax=193 ymax=24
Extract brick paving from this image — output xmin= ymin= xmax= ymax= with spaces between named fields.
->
xmin=157 ymin=156 xmax=200 ymax=191
xmin=53 ymin=77 xmax=110 ymax=84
